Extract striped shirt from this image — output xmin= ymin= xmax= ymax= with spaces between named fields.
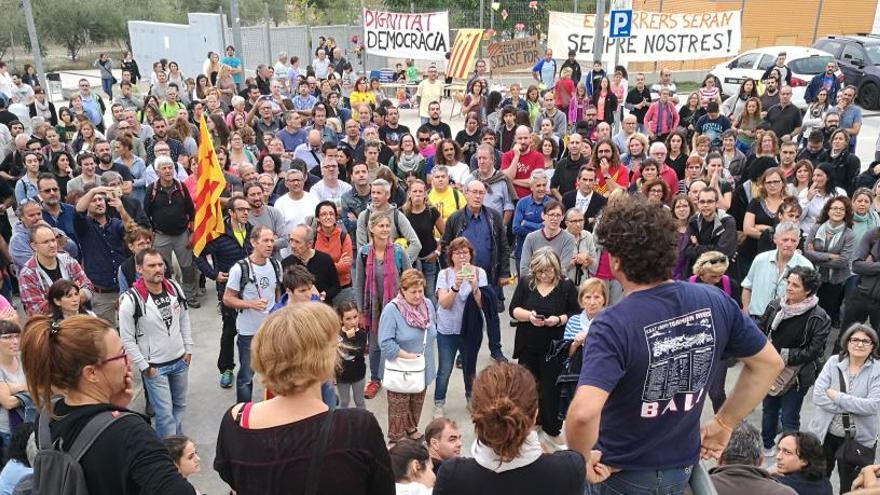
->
xmin=564 ymin=310 xmax=595 ymax=340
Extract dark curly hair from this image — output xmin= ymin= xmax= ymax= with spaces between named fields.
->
xmin=594 ymin=195 xmax=676 ymax=284
xmin=779 ymin=431 xmax=826 ymax=481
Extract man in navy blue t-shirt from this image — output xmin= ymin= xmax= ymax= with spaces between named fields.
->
xmin=566 ymin=197 xmax=783 ymax=494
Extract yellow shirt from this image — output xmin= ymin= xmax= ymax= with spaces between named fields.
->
xmin=232 ymin=227 xmax=246 ymax=247
xmin=349 ymin=91 xmax=376 ymax=108
xmin=428 ymin=186 xmax=464 ymax=226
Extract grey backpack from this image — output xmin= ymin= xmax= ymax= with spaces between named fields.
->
xmin=33 ymin=409 xmax=133 ymax=495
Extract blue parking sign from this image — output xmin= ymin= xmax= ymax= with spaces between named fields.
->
xmin=609 ymin=9 xmax=632 ymax=38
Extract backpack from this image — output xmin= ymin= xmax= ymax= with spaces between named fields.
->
xmin=363 ymin=208 xmax=402 ymax=236
xmin=688 ymin=274 xmax=732 ymax=296
xmin=235 ymin=257 xmax=283 ymax=294
xmin=33 ymin=409 xmax=135 ymax=495
xmin=359 ymin=244 xmax=406 ymax=273
xmin=124 ymin=279 xmax=188 ymax=328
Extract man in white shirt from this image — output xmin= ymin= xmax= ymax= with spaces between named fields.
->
xmin=273 ymin=168 xmax=319 ymax=232
xmin=293 ymin=129 xmax=324 ymax=173
xmin=313 ymin=49 xmax=331 ymax=79
xmin=273 ymin=52 xmax=289 ymax=85
xmin=310 ymin=146 xmax=352 ymax=202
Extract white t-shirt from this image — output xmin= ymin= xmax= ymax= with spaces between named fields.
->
xmin=445 ymin=162 xmax=471 ymax=187
xmin=435 ymin=266 xmax=488 ymax=335
xmin=274 ymin=192 xmax=320 ymax=233
xmin=226 ymin=259 xmax=279 ymax=336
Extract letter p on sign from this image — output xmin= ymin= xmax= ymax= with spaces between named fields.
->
xmin=609 ymin=9 xmax=632 ymax=39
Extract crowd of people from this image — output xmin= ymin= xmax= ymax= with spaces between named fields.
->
xmin=0 ymin=41 xmax=877 ymax=495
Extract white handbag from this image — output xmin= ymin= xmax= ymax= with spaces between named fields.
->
xmin=382 ymin=318 xmax=429 ymax=394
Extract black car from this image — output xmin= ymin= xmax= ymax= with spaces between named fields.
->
xmin=813 ymin=34 xmax=880 ymax=109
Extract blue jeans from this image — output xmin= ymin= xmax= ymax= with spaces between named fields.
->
xmin=101 ymin=77 xmax=114 ymax=99
xmin=762 ymin=386 xmax=807 ymax=449
xmin=236 ymin=334 xmax=254 ymax=402
xmin=142 ymin=357 xmax=189 ymax=438
xmin=434 ymin=333 xmax=464 ymax=403
xmin=419 ymin=259 xmax=439 ymax=307
xmin=589 ymin=465 xmax=693 ymax=494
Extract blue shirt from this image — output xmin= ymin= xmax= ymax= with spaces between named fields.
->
xmin=578 ymin=281 xmax=767 ymax=471
xmin=532 ymin=59 xmax=557 ymax=88
xmin=460 ymin=208 xmax=492 ymax=272
xmin=512 ymin=195 xmax=549 ymax=259
xmin=839 ymin=104 xmax=863 ymax=149
xmin=222 ymin=56 xmax=242 ymax=84
xmin=292 ymin=94 xmax=318 ymax=111
xmin=275 ymin=127 xmax=307 ymax=152
xmin=43 ymin=202 xmax=79 ymax=245
xmin=73 ymin=212 xmax=127 ymax=289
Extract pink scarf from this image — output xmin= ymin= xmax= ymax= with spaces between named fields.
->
xmin=363 ymin=241 xmax=398 ymax=334
xmin=392 ymin=293 xmax=431 ymax=330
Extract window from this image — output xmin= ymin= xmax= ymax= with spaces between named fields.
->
xmin=815 ymin=40 xmax=844 ymax=57
xmin=789 ymin=56 xmax=833 ymax=75
xmin=842 ymin=44 xmax=867 ymax=64
xmin=757 ymin=54 xmax=777 ymax=71
xmin=729 ymin=52 xmax=760 ymax=69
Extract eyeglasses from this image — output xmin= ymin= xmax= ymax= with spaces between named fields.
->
xmin=545 ymin=213 xmax=563 ymax=218
xmin=828 ymin=206 xmax=846 ymax=212
xmin=234 ymin=207 xmax=251 ymax=212
xmin=0 ymin=333 xmax=20 ymax=341
xmin=764 ymin=180 xmax=783 ymax=185
xmin=419 ymin=138 xmax=430 ymax=142
xmin=849 ymin=338 xmax=874 ymax=347
xmin=99 ymin=347 xmax=129 ymax=366
xmin=706 ymin=256 xmax=728 ymax=265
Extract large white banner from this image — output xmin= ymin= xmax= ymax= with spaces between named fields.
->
xmin=363 ymin=9 xmax=450 ymax=61
xmin=548 ymin=10 xmax=741 ymax=63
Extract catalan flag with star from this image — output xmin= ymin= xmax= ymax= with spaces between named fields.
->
xmin=191 ymin=115 xmax=227 ymax=256
xmin=447 ymin=29 xmax=484 ymax=80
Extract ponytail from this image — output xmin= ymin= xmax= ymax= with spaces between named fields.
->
xmin=21 ymin=315 xmax=113 ymax=412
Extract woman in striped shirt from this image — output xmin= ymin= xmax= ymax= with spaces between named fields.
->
xmin=563 ymin=278 xmax=609 ymax=357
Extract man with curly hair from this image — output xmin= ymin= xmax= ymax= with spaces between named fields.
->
xmin=565 ymin=196 xmax=784 ymax=494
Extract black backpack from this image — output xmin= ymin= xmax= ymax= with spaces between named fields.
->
xmin=123 ymin=279 xmax=188 ymax=328
xmin=33 ymin=409 xmax=134 ymax=495
xmin=234 ymin=257 xmax=283 ymax=294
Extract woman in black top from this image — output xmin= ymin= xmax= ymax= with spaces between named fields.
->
xmin=402 ymin=179 xmax=443 ymax=305
xmin=434 ymin=362 xmax=585 ymax=495
xmin=758 ymin=267 xmax=831 ymax=456
xmin=665 ymin=130 xmax=690 ymax=180
xmin=455 ymin=112 xmax=483 ymax=165
xmin=20 ymin=315 xmax=193 ymax=495
xmin=214 ymin=304 xmax=394 ymax=495
xmin=509 ymin=248 xmax=579 ymax=449
xmin=774 ymin=431 xmax=833 ymax=495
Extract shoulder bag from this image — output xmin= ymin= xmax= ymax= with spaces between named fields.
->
xmin=835 ymin=367 xmax=876 ymax=468
xmin=382 ymin=304 xmax=428 ymax=394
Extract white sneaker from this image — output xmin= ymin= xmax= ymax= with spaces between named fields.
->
xmin=539 ymin=430 xmax=568 ymax=451
xmin=433 ymin=403 xmax=445 ymax=418
xmin=763 ymin=446 xmax=777 ymax=457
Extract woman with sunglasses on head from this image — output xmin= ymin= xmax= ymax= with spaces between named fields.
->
xmin=20 ymin=315 xmax=195 ymax=494
xmin=689 ymin=251 xmax=741 ymax=413
xmin=808 ymin=323 xmax=880 ymax=494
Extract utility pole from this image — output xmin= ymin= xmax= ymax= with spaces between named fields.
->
xmin=21 ymin=0 xmax=48 ymax=93
xmin=592 ymin=0 xmax=606 ymax=65
xmin=230 ymin=0 xmax=245 ymax=90
xmin=264 ymin=3 xmax=272 ymax=65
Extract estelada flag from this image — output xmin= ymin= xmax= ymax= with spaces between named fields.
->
xmin=447 ymin=29 xmax=484 ymax=80
xmin=191 ymin=115 xmax=227 ymax=257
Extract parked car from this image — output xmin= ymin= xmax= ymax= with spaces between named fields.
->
xmin=709 ymin=45 xmax=837 ymax=109
xmin=813 ymin=34 xmax=880 ymax=110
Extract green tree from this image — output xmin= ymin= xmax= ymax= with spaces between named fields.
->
xmin=0 ymin=1 xmax=30 ymax=60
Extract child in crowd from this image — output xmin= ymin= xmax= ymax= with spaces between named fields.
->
xmin=336 ymin=301 xmax=367 ymax=409
xmin=396 ymin=88 xmax=412 ymax=109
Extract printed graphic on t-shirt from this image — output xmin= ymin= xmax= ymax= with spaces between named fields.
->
xmin=258 ymin=275 xmax=271 ymax=291
xmin=641 ymin=308 xmax=715 ymax=418
xmin=151 ymin=290 xmax=173 ymax=330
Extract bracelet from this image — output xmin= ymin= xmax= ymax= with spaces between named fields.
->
xmin=714 ymin=414 xmax=734 ymax=432
xmin=451 ymin=286 xmax=460 ymax=293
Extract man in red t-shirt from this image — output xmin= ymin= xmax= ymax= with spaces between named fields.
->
xmin=501 ymin=125 xmax=545 ymax=198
